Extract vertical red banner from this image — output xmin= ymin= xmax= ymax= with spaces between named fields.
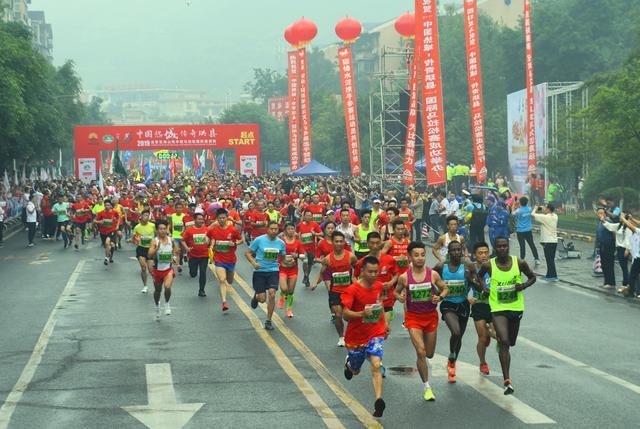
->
xmin=287 ymin=52 xmax=300 ymax=171
xmin=524 ymin=0 xmax=536 ymax=174
xmin=402 ymin=59 xmax=419 ymax=185
xmin=464 ymin=0 xmax=487 ymax=183
xmin=338 ymin=47 xmax=362 ymax=176
xmin=416 ymin=0 xmax=447 ymax=186
xmin=298 ymin=48 xmax=312 ymax=166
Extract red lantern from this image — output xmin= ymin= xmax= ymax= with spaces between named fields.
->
xmin=335 ymin=16 xmax=362 ymax=44
xmin=284 ymin=24 xmax=299 ymax=47
xmin=394 ymin=12 xmax=415 ymax=39
xmin=293 ymin=17 xmax=318 ymax=45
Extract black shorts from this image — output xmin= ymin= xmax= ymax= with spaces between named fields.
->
xmin=58 ymin=220 xmax=70 ymax=228
xmin=354 ymin=251 xmax=369 ymax=260
xmin=492 ymin=310 xmax=523 ymax=321
xmin=328 ymin=290 xmax=343 ymax=307
xmin=136 ymin=246 xmax=150 ymax=259
xmin=252 ymin=271 xmax=279 ymax=294
xmin=384 ymin=306 xmax=394 ymax=313
xmin=305 ymin=251 xmax=315 ymax=267
xmin=471 ymin=302 xmax=492 ymax=322
xmin=440 ymin=299 xmax=470 ymax=321
xmin=73 ymin=221 xmax=87 ymax=231
xmin=100 ymin=232 xmax=116 ymax=245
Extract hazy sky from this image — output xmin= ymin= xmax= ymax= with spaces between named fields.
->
xmin=29 ymin=0 xmax=461 ymax=100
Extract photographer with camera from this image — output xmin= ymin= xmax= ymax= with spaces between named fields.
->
xmin=532 ymin=203 xmax=558 ymax=281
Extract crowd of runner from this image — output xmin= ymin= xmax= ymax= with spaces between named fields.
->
xmin=3 ymin=170 xmax=639 ymax=419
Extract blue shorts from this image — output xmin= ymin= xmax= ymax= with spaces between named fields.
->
xmin=214 ymin=261 xmax=236 ymax=272
xmin=173 ymin=238 xmax=182 ymax=246
xmin=346 ymin=337 xmax=384 ymax=373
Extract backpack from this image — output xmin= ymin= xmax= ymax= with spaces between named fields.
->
xmin=470 ymin=203 xmax=488 ymax=229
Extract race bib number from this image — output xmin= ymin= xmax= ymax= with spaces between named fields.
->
xmin=497 ymin=284 xmax=518 ymax=303
xmin=158 ymin=252 xmax=172 ymax=263
xmin=300 ymin=233 xmax=313 ymax=244
xmin=397 ymin=257 xmax=408 ymax=268
xmin=332 ymin=271 xmax=351 ymax=286
xmin=399 ymin=213 xmax=409 ymax=221
xmin=255 ymin=221 xmax=265 ymax=228
xmin=102 ymin=218 xmax=113 ymax=227
xmin=185 ymin=221 xmax=195 ymax=228
xmin=447 ymin=280 xmax=466 ymax=297
xmin=409 ymin=282 xmax=432 ymax=302
xmin=140 ymin=236 xmax=152 ymax=247
xmin=363 ymin=303 xmax=383 ymax=324
xmin=312 ymin=214 xmax=322 ymax=223
xmin=215 ymin=240 xmax=231 ymax=253
xmin=193 ymin=234 xmax=207 ymax=245
xmin=263 ymin=247 xmax=279 ymax=261
xmin=173 ymin=222 xmax=183 ymax=232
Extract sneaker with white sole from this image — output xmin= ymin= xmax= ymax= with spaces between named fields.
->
xmin=165 ymin=304 xmax=171 ymax=315
xmin=337 ymin=337 xmax=346 ymax=347
xmin=141 ymin=286 xmax=148 ymax=294
xmin=155 ymin=305 xmax=161 ymax=320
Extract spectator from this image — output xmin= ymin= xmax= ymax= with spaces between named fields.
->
xmin=513 ymin=196 xmax=540 ymax=265
xmin=428 ymin=192 xmax=445 ymax=242
xmin=467 ymin=194 xmax=487 ymax=251
xmin=601 ymin=215 xmax=633 ymax=292
xmin=411 ymin=191 xmax=427 ymax=242
xmin=619 ymin=214 xmax=640 ymax=298
xmin=596 ymin=208 xmax=616 ymax=289
xmin=532 ymin=203 xmax=558 ymax=281
xmin=26 ymin=194 xmax=37 ymax=247
xmin=487 ymin=198 xmax=509 ymax=250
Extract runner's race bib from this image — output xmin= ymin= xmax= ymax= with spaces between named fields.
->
xmin=255 ymin=220 xmax=265 ymax=228
xmin=409 ymin=282 xmax=432 ymax=302
xmin=446 ymin=280 xmax=466 ymax=297
xmin=215 ymin=240 xmax=231 ymax=253
xmin=103 ymin=218 xmax=113 ymax=227
xmin=400 ymin=213 xmax=409 ymax=221
xmin=312 ymin=214 xmax=322 ymax=223
xmin=363 ymin=303 xmax=383 ymax=324
xmin=397 ymin=257 xmax=408 ymax=268
xmin=301 ymin=233 xmax=313 ymax=244
xmin=497 ymin=284 xmax=518 ymax=303
xmin=173 ymin=223 xmax=183 ymax=232
xmin=193 ymin=233 xmax=207 ymax=245
xmin=158 ymin=252 xmax=172 ymax=263
xmin=263 ymin=247 xmax=279 ymax=261
xmin=185 ymin=221 xmax=195 ymax=228
xmin=332 ymin=271 xmax=351 ymax=286
xmin=140 ymin=236 xmax=152 ymax=247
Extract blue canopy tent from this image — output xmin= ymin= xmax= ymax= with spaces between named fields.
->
xmin=288 ymin=159 xmax=339 ymax=176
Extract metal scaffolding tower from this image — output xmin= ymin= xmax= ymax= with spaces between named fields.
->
xmin=368 ymin=46 xmax=424 ymax=192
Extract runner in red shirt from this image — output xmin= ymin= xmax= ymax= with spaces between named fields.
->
xmin=94 ymin=199 xmax=120 ymax=265
xmin=318 ymin=231 xmax=357 ymax=347
xmin=251 ymin=200 xmax=270 ymax=238
xmin=341 ymin=255 xmax=388 ymax=418
xmin=181 ymin=212 xmax=210 ymax=297
xmin=305 ymin=194 xmax=326 ymax=224
xmin=70 ymin=195 xmax=92 ymax=251
xmin=398 ymin=198 xmax=414 ymax=238
xmin=382 ymin=220 xmax=410 ymax=275
xmin=242 ymin=201 xmax=255 ymax=245
xmin=296 ymin=209 xmax=323 ymax=287
xmin=354 ymin=231 xmax=399 ymax=328
xmin=278 ymin=222 xmax=305 ymax=318
xmin=207 ymin=208 xmax=243 ymax=312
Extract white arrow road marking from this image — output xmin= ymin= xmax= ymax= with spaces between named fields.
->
xmin=432 ymin=354 xmax=556 ymax=424
xmin=122 ymin=363 xmax=204 ymax=429
xmin=0 ymin=260 xmax=85 ymax=429
xmin=519 ymin=336 xmax=640 ymax=395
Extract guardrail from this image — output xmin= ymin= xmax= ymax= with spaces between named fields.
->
xmin=531 ymin=225 xmax=594 ymax=242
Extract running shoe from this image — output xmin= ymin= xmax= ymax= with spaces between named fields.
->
xmin=373 ymin=398 xmax=386 ymax=418
xmin=330 ymin=314 xmax=336 ymax=324
xmin=155 ymin=306 xmax=161 ymax=320
xmin=303 ymin=277 xmax=310 ymax=288
xmin=251 ymin=294 xmax=258 ymax=309
xmin=222 ymin=302 xmax=229 ymax=312
xmin=503 ymin=379 xmax=514 ymax=395
xmin=285 ymin=308 xmax=293 ymax=318
xmin=103 ymin=257 xmax=108 ymax=266
xmin=198 ymin=290 xmax=206 ymax=297
xmin=109 ymin=257 xmax=114 ymax=263
xmin=264 ymin=320 xmax=274 ymax=330
xmin=423 ymin=387 xmax=436 ymax=401
xmin=447 ymin=360 xmax=456 ymax=383
xmin=74 ymin=244 xmax=79 ymax=251
xmin=337 ymin=337 xmax=346 ymax=347
xmin=28 ymin=242 xmax=35 ymax=247
xmin=165 ymin=304 xmax=172 ymax=315
xmin=479 ymin=363 xmax=490 ymax=375
xmin=141 ymin=286 xmax=148 ymax=294
xmin=277 ymin=295 xmax=285 ymax=309
xmin=177 ymin=266 xmax=182 ymax=273
xmin=344 ymin=356 xmax=353 ymax=380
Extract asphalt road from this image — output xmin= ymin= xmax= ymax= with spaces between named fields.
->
xmin=1 ymin=230 xmax=639 ymax=429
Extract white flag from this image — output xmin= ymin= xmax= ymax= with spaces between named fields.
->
xmin=98 ymin=169 xmax=105 ymax=196
xmin=3 ymin=169 xmax=10 ymax=192
xmin=21 ymin=163 xmax=26 ymax=184
xmin=13 ymin=159 xmax=18 ymax=185
xmin=29 ymin=168 xmax=36 ymax=181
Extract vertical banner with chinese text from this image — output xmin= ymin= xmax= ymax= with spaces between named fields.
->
xmin=338 ymin=47 xmax=362 ymax=176
xmin=416 ymin=0 xmax=447 ymax=185
xmin=287 ymin=52 xmax=300 ymax=171
xmin=464 ymin=0 xmax=487 ymax=183
xmin=298 ymin=48 xmax=312 ymax=166
xmin=402 ymin=59 xmax=419 ymax=185
xmin=524 ymin=0 xmax=536 ymax=174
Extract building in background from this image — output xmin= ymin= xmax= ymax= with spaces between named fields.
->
xmin=2 ymin=0 xmax=29 ymax=25
xmin=27 ymin=10 xmax=53 ymax=62
xmin=83 ymin=87 xmax=229 ymax=125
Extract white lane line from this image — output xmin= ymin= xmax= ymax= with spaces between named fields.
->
xmin=519 ymin=336 xmax=640 ymax=395
xmin=432 ymin=355 xmax=556 ymax=424
xmin=553 ymin=283 xmax=599 ymax=299
xmin=0 ymin=260 xmax=86 ymax=429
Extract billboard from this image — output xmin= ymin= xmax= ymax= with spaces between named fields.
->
xmin=507 ymin=83 xmax=547 ymax=194
xmin=78 ymin=158 xmax=96 ymax=183
xmin=74 ymin=124 xmax=260 ymax=177
xmin=268 ymin=96 xmax=289 ymax=122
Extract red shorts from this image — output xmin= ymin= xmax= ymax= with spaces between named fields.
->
xmin=279 ymin=266 xmax=299 ymax=279
xmin=152 ymin=268 xmax=175 ymax=285
xmin=404 ymin=310 xmax=438 ymax=333
xmin=382 ymin=285 xmax=396 ymax=309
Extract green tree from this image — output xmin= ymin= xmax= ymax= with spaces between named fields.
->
xmin=243 ymin=68 xmax=288 ymax=104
